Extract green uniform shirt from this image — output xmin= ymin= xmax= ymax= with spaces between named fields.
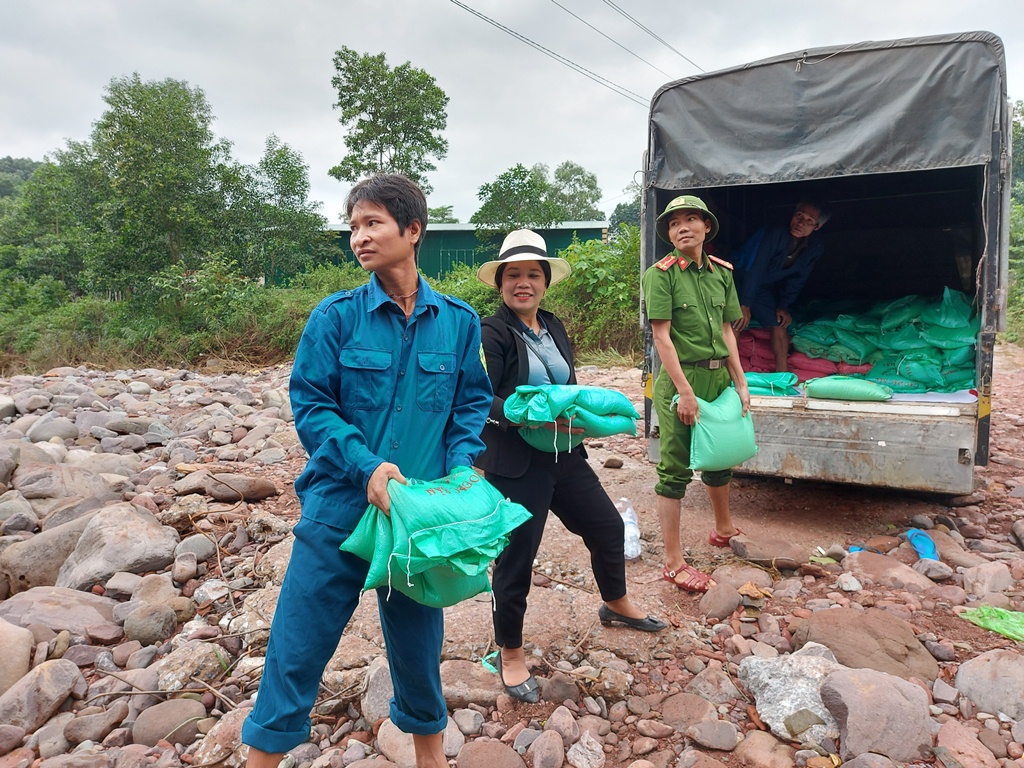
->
xmin=642 ymin=250 xmax=742 ymax=362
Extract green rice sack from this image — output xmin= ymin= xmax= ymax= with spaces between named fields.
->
xmin=685 ymin=387 xmax=757 ymax=471
xmin=805 ymin=375 xmax=894 ymax=401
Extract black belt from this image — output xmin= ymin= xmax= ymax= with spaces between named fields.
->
xmin=682 ymin=358 xmax=726 ymax=369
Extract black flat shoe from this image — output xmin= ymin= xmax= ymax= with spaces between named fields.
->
xmin=598 ymin=604 xmax=667 ymax=632
xmin=497 ymin=654 xmax=541 ymax=703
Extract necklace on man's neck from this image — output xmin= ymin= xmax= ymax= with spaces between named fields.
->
xmin=387 ymin=287 xmax=419 ymax=300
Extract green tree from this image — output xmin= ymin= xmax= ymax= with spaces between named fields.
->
xmin=329 ymin=47 xmax=449 ymax=194
xmin=609 ymin=182 xmax=641 ymax=234
xmin=6 ymin=142 xmax=110 ymax=293
xmin=230 ymin=135 xmax=329 ymax=284
xmin=90 ymin=73 xmax=232 ymax=291
xmin=0 ymin=156 xmax=43 ymax=198
xmin=470 ymin=163 xmax=563 ymax=243
xmin=550 ymin=161 xmax=604 ymax=220
xmin=428 ymin=205 xmax=459 ymax=223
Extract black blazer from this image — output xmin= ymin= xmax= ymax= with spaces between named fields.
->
xmin=475 ymin=303 xmax=584 ymax=479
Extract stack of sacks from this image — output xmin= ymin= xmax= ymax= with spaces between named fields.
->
xmin=784 ymin=289 xmax=978 ymax=394
xmin=737 ymin=328 xmax=775 ymax=373
xmin=867 ymin=289 xmax=977 ymax=393
xmin=787 ymin=352 xmax=837 ymax=382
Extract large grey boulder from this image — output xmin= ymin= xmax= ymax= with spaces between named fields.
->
xmin=62 ymin=451 xmax=141 ymax=478
xmin=131 ymin=697 xmax=208 ymax=747
xmin=0 ymin=586 xmax=119 ymax=636
xmin=0 ymin=617 xmax=34 ymax=697
xmin=0 ymin=513 xmax=95 ymax=594
xmin=820 ymin=667 xmax=933 ymax=762
xmin=26 ymin=413 xmax=79 ymax=443
xmin=0 ymin=490 xmax=34 ymax=522
xmin=55 ymin=504 xmax=179 ymax=590
xmin=790 ymin=607 xmax=939 ymax=681
xmin=738 ymin=642 xmax=840 ymax=745
xmin=955 ymin=649 xmax=1024 ymax=721
xmin=0 ymin=659 xmax=86 ymax=732
xmin=841 ymin=550 xmax=935 ymax=591
xmin=12 ymin=462 xmax=115 ymax=500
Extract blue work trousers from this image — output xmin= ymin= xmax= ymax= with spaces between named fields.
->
xmin=241 ymin=515 xmax=447 ymax=753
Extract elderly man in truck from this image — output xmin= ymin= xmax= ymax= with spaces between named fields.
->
xmin=731 ymin=201 xmax=830 ymax=371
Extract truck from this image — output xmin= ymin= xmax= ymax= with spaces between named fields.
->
xmin=640 ymin=31 xmax=1011 ymax=495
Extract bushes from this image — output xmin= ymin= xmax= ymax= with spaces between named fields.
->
xmin=545 ymin=224 xmax=642 ymax=357
xmin=0 ymin=231 xmax=646 ymax=373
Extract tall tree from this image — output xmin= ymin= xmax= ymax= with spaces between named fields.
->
xmin=244 ymin=135 xmax=329 ymax=283
xmin=550 ymin=161 xmax=604 ymax=220
xmin=90 ymin=73 xmax=231 ymax=290
xmin=609 ymin=181 xmax=641 ymax=233
xmin=470 ymin=164 xmax=564 ymax=243
xmin=329 ymin=47 xmax=449 ymax=194
xmin=8 ymin=142 xmax=110 ymax=292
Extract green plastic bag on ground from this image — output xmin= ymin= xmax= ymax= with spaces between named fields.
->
xmin=504 ymin=384 xmax=639 ymax=454
xmin=340 ymin=466 xmax=531 ymax=607
xmin=745 ymin=372 xmax=799 ymax=396
xmin=961 ymin=604 xmax=1024 ymax=642
xmin=805 ymin=375 xmax=893 ymax=401
xmin=682 ymin=387 xmax=757 ymax=471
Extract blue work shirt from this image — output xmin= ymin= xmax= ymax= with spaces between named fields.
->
xmin=289 ymin=273 xmax=492 ymax=528
xmin=735 ymin=224 xmax=825 ymax=310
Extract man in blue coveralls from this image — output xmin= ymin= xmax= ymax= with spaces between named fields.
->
xmin=731 ymin=201 xmax=830 ymax=371
xmin=242 ymin=174 xmax=492 ymax=768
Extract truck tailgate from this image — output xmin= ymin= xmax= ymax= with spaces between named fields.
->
xmin=740 ymin=396 xmax=978 ymax=494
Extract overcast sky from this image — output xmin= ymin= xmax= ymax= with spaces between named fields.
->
xmin=3 ymin=1 xmax=1022 ymax=227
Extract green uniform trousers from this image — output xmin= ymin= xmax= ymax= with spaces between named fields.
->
xmin=653 ymin=363 xmax=733 ymax=498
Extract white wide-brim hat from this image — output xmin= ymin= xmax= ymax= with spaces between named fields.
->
xmin=476 ymin=229 xmax=571 ymax=288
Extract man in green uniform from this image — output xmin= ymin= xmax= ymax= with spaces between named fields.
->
xmin=642 ymin=195 xmax=750 ymax=592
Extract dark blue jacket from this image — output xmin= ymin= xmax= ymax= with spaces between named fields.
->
xmin=290 ymin=274 xmax=491 ymax=528
xmin=736 ymin=224 xmax=825 ymax=310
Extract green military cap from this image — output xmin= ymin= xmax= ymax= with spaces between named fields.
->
xmin=656 ymin=195 xmax=719 ymax=244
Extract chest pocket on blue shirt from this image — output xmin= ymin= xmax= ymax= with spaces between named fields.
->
xmin=417 ymin=351 xmax=456 ymax=412
xmin=340 ymin=347 xmax=392 ymax=410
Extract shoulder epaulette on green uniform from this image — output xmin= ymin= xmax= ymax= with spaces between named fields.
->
xmin=707 ymin=254 xmax=733 ymax=270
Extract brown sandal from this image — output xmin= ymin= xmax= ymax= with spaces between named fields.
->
xmin=663 ymin=563 xmax=713 ymax=593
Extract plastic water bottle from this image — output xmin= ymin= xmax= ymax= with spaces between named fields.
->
xmin=615 ymin=497 xmax=642 ymax=560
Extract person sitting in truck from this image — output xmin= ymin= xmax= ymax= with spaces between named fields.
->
xmin=642 ymin=195 xmax=750 ymax=593
xmin=731 ymin=201 xmax=830 ymax=372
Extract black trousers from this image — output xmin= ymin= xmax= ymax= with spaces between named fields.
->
xmin=486 ymin=448 xmax=627 ymax=649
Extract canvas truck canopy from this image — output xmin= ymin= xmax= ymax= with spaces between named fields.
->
xmin=648 ymin=31 xmax=1007 ymax=188
xmin=641 ymin=32 xmax=1011 ymax=492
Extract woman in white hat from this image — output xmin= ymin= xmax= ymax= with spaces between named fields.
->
xmin=476 ymin=229 xmax=665 ymax=704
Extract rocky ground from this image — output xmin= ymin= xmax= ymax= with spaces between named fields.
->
xmin=0 ymin=344 xmax=1022 ymax=768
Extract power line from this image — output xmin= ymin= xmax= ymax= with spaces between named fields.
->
xmin=547 ymin=0 xmax=672 ymax=79
xmin=601 ymin=0 xmax=704 ymax=74
xmin=448 ymin=0 xmax=649 ymax=108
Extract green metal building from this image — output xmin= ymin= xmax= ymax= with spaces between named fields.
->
xmin=331 ymin=221 xmax=609 ymax=279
